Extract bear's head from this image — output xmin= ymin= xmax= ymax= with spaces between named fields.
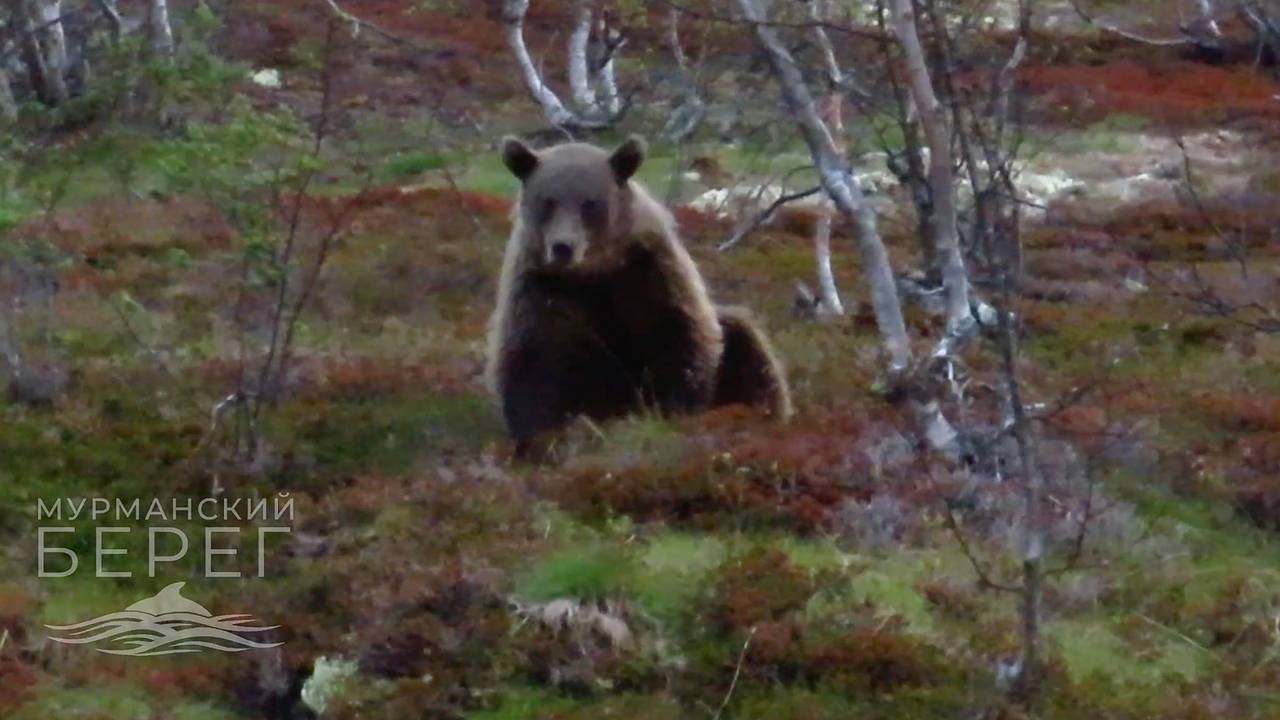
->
xmin=501 ymin=136 xmax=646 ymax=271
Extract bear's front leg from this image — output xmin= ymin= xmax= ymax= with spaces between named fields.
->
xmin=497 ymin=295 xmax=640 ymax=452
xmin=498 ymin=339 xmax=570 ymax=453
xmin=603 ymin=246 xmax=722 ymax=416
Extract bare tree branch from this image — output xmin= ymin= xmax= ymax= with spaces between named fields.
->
xmin=805 ymin=0 xmax=870 ymax=99
xmin=735 ymin=0 xmax=912 ymax=374
xmin=1068 ymin=0 xmax=1194 ymax=45
xmin=890 ymin=0 xmax=973 ymax=339
xmin=501 ymin=0 xmax=618 ymax=131
xmin=717 ymin=185 xmax=824 ymax=251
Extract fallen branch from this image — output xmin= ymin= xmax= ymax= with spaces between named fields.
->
xmin=1067 ymin=0 xmax=1193 ymax=46
xmin=712 ymin=626 xmax=756 ymax=720
xmin=717 ymin=184 xmax=823 ymax=251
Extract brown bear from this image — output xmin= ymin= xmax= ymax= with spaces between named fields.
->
xmin=485 ymin=135 xmax=790 ymax=453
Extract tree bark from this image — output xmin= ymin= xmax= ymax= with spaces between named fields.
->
xmin=33 ymin=0 xmax=67 ymax=69
xmin=147 ymin=0 xmax=174 ymax=55
xmin=94 ymin=0 xmax=123 ymax=43
xmin=812 ymin=208 xmax=844 ymax=316
xmin=21 ymin=0 xmax=68 ymax=105
xmin=809 ymin=0 xmax=847 ymax=317
xmin=662 ymin=5 xmax=705 ymax=142
xmin=890 ymin=0 xmax=972 ymax=338
xmin=0 ymin=67 xmax=17 ymax=121
xmin=875 ymin=0 xmax=939 ymax=281
xmin=739 ymin=0 xmax=966 ymax=459
xmin=667 ymin=6 xmax=688 ymax=69
xmin=501 ymin=0 xmax=610 ymax=131
xmin=807 ymin=0 xmax=845 ymax=88
xmin=593 ymin=13 xmax=621 ymax=116
xmin=735 ymin=0 xmax=911 ymax=372
xmin=997 ymin=274 xmax=1044 ymax=700
xmin=1188 ymin=0 xmax=1223 ymax=41
xmin=568 ymin=0 xmax=597 ymax=110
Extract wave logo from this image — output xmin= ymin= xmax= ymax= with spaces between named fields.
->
xmin=45 ymin=582 xmax=284 ymax=656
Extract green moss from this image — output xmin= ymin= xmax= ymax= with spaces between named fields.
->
xmin=468 ymin=687 xmax=574 ymax=720
xmin=631 ymin=532 xmax=726 ymax=628
xmin=734 ymin=688 xmax=861 ymax=719
xmin=38 ymin=579 xmax=152 ymax=626
xmin=382 ymin=150 xmax=448 ymax=180
xmin=1049 ymin=619 xmax=1209 ymax=687
xmin=579 ymin=415 xmax=690 ymax=468
xmin=11 ymin=684 xmax=242 ymax=719
xmin=468 ymin=688 xmax=681 ymax=720
xmin=845 ymin=569 xmax=936 ymax=635
xmin=273 ymin=391 xmax=502 ymax=486
xmin=515 ymin=543 xmax=636 ymax=602
xmin=775 ymin=536 xmax=849 ymax=571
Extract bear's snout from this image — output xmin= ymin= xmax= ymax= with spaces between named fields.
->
xmin=549 ymin=241 xmax=575 ymax=266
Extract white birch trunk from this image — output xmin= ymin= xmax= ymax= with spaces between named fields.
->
xmin=568 ymin=0 xmax=597 ymax=110
xmin=595 ymin=60 xmax=620 ymax=116
xmin=34 ymin=0 xmax=67 ymax=72
xmin=21 ymin=0 xmax=68 ymax=105
xmin=739 ymin=0 xmax=964 ymax=459
xmin=808 ymin=0 xmax=846 ymax=317
xmin=807 ymin=0 xmax=844 ymax=87
xmin=667 ymin=6 xmax=687 ymax=69
xmin=1190 ymin=0 xmax=1223 ymax=39
xmin=94 ymin=0 xmax=123 ymax=42
xmin=662 ymin=5 xmax=704 ymax=142
xmin=813 ymin=204 xmax=844 ymax=316
xmin=501 ymin=0 xmax=590 ymax=129
xmin=0 ymin=67 xmax=17 ymax=120
xmin=593 ymin=14 xmax=621 ymax=116
xmin=0 ymin=302 xmax=22 ymax=381
xmin=148 ymin=0 xmax=174 ymax=55
xmin=997 ymin=288 xmax=1044 ymax=696
xmin=889 ymin=0 xmax=972 ymax=339
xmin=735 ymin=0 xmax=911 ymax=373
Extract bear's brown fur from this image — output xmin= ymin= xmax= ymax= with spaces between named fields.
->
xmin=485 ymin=135 xmax=790 ymax=451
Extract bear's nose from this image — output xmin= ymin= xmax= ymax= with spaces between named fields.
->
xmin=550 ymin=242 xmax=574 ymax=265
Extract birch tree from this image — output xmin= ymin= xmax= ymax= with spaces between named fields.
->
xmin=147 ymin=0 xmax=174 ymax=56
xmin=501 ymin=0 xmax=624 ymax=132
xmin=0 ymin=66 xmax=16 ymax=121
xmin=733 ymin=0 xmax=911 ymax=374
xmin=31 ymin=0 xmax=67 ymax=72
xmin=591 ymin=10 xmax=622 ymax=116
xmin=662 ymin=5 xmax=705 ymax=143
xmin=94 ymin=0 xmax=122 ymax=43
xmin=20 ymin=0 xmax=69 ymax=105
xmin=808 ymin=0 xmax=847 ymax=317
xmin=567 ymin=0 xmax=596 ymax=111
xmin=888 ymin=0 xmax=973 ymax=341
xmin=0 ymin=10 xmax=17 ymax=120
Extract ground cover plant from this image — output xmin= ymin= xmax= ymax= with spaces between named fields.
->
xmin=1 ymin=1 xmax=1280 ymax=718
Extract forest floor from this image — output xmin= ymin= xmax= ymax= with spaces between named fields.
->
xmin=2 ymin=2 xmax=1280 ymax=719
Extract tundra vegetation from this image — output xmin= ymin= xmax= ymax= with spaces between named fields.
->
xmin=1 ymin=0 xmax=1280 ymax=718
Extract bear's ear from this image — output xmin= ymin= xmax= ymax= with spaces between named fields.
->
xmin=609 ymin=135 xmax=646 ymax=185
xmin=501 ymin=136 xmax=540 ymax=182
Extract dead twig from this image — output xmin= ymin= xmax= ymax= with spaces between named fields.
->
xmin=718 ymin=185 xmax=824 ymax=252
xmin=1067 ymin=0 xmax=1193 ymax=46
xmin=712 ymin=626 xmax=756 ymax=720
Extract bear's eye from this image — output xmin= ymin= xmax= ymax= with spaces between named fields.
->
xmin=581 ymin=200 xmax=602 ymax=223
xmin=537 ymin=199 xmax=556 ymax=223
